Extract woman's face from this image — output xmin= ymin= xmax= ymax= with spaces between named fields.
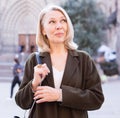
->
xmin=42 ymin=10 xmax=68 ymax=45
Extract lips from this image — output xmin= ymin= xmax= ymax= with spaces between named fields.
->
xmin=55 ymin=32 xmax=64 ymax=37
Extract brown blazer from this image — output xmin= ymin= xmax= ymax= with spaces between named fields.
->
xmin=15 ymin=50 xmax=104 ymax=118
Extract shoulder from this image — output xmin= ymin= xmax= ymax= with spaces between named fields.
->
xmin=77 ymin=50 xmax=90 ymax=56
xmin=70 ymin=49 xmax=91 ymax=59
xmin=25 ymin=52 xmax=37 ymax=66
xmin=69 ymin=50 xmax=94 ymax=66
xmin=28 ymin=52 xmax=36 ymax=59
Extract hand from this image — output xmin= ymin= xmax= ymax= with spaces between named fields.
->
xmin=34 ymin=86 xmax=61 ymax=103
xmin=32 ymin=63 xmax=50 ymax=91
xmin=16 ymin=68 xmax=22 ymax=73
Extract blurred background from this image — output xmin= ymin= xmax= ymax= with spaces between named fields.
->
xmin=0 ymin=0 xmax=120 ymax=118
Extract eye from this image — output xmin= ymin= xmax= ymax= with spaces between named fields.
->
xmin=49 ymin=20 xmax=55 ymax=24
xmin=61 ymin=19 xmax=67 ymax=23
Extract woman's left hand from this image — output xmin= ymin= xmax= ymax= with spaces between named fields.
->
xmin=34 ymin=86 xmax=61 ymax=103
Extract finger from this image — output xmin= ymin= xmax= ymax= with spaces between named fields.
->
xmin=34 ymin=87 xmax=47 ymax=96
xmin=42 ymin=64 xmax=50 ymax=73
xmin=36 ymin=98 xmax=46 ymax=104
xmin=37 ymin=64 xmax=42 ymax=68
xmin=34 ymin=90 xmax=43 ymax=96
xmin=36 ymin=86 xmax=49 ymax=91
xmin=41 ymin=68 xmax=49 ymax=75
xmin=36 ymin=98 xmax=46 ymax=103
xmin=34 ymin=94 xmax=44 ymax=100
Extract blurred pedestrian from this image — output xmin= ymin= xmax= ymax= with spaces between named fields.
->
xmin=10 ymin=56 xmax=23 ymax=98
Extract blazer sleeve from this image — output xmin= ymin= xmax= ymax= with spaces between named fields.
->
xmin=60 ymin=52 xmax=104 ymax=110
xmin=15 ymin=53 xmax=36 ymax=109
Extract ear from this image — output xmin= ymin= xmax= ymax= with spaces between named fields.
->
xmin=42 ymin=27 xmax=46 ymax=35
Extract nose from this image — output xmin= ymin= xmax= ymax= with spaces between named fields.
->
xmin=56 ymin=22 xmax=62 ymax=29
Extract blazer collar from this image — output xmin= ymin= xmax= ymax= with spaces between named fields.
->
xmin=39 ymin=50 xmax=79 ymax=87
xmin=61 ymin=50 xmax=79 ymax=86
xmin=39 ymin=50 xmax=79 ymax=57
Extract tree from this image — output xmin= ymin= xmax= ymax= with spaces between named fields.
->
xmin=61 ymin=0 xmax=107 ymax=56
xmin=116 ymin=0 xmax=120 ymax=74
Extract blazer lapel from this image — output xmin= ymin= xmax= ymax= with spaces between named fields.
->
xmin=61 ymin=50 xmax=79 ymax=86
xmin=40 ymin=52 xmax=55 ymax=87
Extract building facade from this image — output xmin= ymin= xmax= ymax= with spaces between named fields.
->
xmin=0 ymin=0 xmax=64 ymax=54
xmin=0 ymin=0 xmax=120 ymax=62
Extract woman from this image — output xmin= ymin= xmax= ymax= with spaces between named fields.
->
xmin=15 ymin=4 xmax=104 ymax=118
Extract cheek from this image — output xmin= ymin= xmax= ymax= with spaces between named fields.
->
xmin=46 ymin=29 xmax=53 ymax=35
xmin=64 ymin=24 xmax=68 ymax=33
xmin=42 ymin=22 xmax=50 ymax=34
xmin=45 ymin=26 xmax=54 ymax=36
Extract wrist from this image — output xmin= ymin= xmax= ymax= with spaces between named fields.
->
xmin=31 ymin=79 xmax=39 ymax=92
xmin=57 ymin=89 xmax=62 ymax=102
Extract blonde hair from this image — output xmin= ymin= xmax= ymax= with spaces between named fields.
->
xmin=36 ymin=4 xmax=78 ymax=52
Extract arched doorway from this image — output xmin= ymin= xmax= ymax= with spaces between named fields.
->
xmin=18 ymin=34 xmax=36 ymax=53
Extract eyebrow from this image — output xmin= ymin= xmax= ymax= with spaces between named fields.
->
xmin=49 ymin=16 xmax=66 ymax=20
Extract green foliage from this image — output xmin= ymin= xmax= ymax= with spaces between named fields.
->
xmin=61 ymin=0 xmax=107 ymax=56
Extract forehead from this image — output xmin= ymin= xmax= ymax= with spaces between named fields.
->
xmin=43 ymin=10 xmax=66 ymax=20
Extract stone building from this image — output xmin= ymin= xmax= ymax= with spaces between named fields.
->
xmin=0 ymin=0 xmax=120 ymax=62
xmin=0 ymin=0 xmax=64 ymax=60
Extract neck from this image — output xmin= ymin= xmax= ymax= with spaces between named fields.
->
xmin=50 ymin=44 xmax=68 ymax=71
xmin=50 ymin=44 xmax=67 ymax=54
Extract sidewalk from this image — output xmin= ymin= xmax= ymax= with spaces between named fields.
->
xmin=0 ymin=79 xmax=120 ymax=118
xmin=89 ymin=79 xmax=120 ymax=118
xmin=0 ymin=82 xmax=24 ymax=118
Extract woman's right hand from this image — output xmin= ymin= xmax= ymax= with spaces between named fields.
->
xmin=32 ymin=63 xmax=50 ymax=92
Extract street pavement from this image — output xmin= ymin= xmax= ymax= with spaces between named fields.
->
xmin=0 ymin=78 xmax=120 ymax=118
xmin=88 ymin=79 xmax=120 ymax=118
